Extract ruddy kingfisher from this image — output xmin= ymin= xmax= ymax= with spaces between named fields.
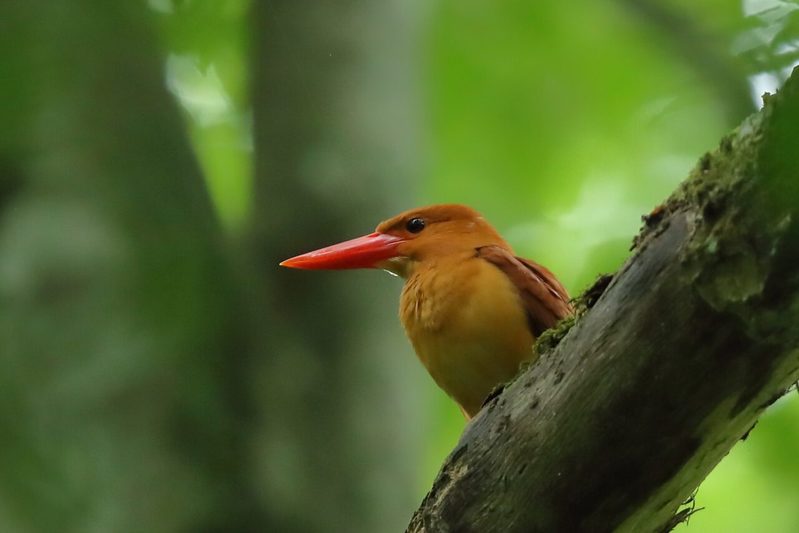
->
xmin=280 ymin=204 xmax=572 ymax=419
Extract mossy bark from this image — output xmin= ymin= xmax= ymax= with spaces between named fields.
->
xmin=408 ymin=67 xmax=799 ymax=533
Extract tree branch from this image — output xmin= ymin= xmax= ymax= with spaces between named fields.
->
xmin=408 ymin=66 xmax=799 ymax=533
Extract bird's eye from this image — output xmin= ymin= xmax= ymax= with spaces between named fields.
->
xmin=405 ymin=217 xmax=426 ymax=234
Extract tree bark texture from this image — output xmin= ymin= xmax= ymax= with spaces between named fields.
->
xmin=408 ymin=67 xmax=799 ymax=533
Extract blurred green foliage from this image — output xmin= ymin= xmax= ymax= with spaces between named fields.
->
xmin=1 ymin=0 xmax=798 ymax=531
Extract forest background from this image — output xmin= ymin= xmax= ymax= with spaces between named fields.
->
xmin=1 ymin=1 xmax=798 ymax=531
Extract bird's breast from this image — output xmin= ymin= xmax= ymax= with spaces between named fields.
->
xmin=400 ymin=257 xmax=536 ymax=417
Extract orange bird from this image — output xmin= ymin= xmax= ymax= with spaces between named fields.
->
xmin=280 ymin=204 xmax=572 ymax=419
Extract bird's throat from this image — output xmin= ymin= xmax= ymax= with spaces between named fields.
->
xmin=378 ymin=256 xmax=413 ymax=279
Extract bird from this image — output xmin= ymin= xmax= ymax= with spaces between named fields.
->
xmin=280 ymin=204 xmax=572 ymax=419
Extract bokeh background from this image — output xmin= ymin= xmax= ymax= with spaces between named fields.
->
xmin=1 ymin=0 xmax=798 ymax=531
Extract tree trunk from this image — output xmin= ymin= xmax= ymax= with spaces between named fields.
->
xmin=0 ymin=1 xmax=256 ymax=531
xmin=249 ymin=1 xmax=423 ymax=531
xmin=408 ymin=67 xmax=799 ymax=533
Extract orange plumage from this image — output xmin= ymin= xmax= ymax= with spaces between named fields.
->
xmin=281 ymin=204 xmax=572 ymax=418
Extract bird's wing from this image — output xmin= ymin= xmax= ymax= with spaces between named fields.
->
xmin=477 ymin=245 xmax=572 ymax=336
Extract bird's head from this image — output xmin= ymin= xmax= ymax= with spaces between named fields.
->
xmin=280 ymin=204 xmax=510 ymax=278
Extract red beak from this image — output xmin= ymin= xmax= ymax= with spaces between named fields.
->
xmin=279 ymin=232 xmax=405 ymax=270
